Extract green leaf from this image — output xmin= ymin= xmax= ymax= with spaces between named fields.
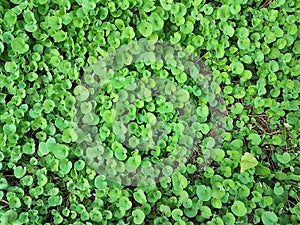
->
xmin=261 ymin=211 xmax=278 ymax=225
xmin=230 ymin=3 xmax=241 ymax=15
xmin=222 ymin=213 xmax=236 ymax=225
xmin=223 ymin=24 xmax=235 ymax=37
xmin=47 ymin=16 xmax=62 ymax=30
xmin=121 ymin=26 xmax=135 ymax=40
xmin=196 ymin=185 xmax=211 ymax=201
xmin=264 ymin=31 xmax=277 ymax=43
xmin=58 ymin=60 xmax=71 ymax=74
xmin=202 ymin=4 xmax=214 ymax=15
xmin=94 ymin=175 xmax=107 ymax=189
xmin=240 ymin=152 xmax=258 ymax=173
xmin=129 ymin=136 xmax=139 ymax=148
xmin=74 ymin=160 xmax=85 ymax=171
xmin=170 ymin=32 xmax=181 ymax=44
xmin=291 ymin=203 xmax=300 ymax=218
xmin=0 ymin=178 xmax=8 ymax=190
xmin=172 ymin=172 xmax=188 ymax=192
xmin=200 ymin=205 xmax=212 ymax=219
xmin=293 ymin=40 xmax=300 ymax=54
xmin=3 ymin=124 xmax=16 ymax=134
xmin=148 ymin=13 xmax=164 ymax=31
xmin=74 ymin=85 xmax=90 ymax=101
xmin=197 ymin=105 xmax=209 ymax=117
xmin=148 ymin=190 xmax=161 ymax=204
xmin=273 ymin=182 xmax=284 ymax=196
xmin=25 ymin=24 xmax=38 ymax=32
xmin=255 ymin=164 xmax=271 ymax=176
xmin=248 ymin=133 xmax=261 ymax=145
xmin=172 ymin=208 xmax=183 ymax=221
xmin=269 ymin=60 xmax=279 ymax=72
xmin=271 ymin=135 xmax=282 ymax=145
xmin=230 ymin=139 xmax=243 ymax=151
xmin=53 ymin=211 xmax=63 ymax=224
xmin=231 ymin=201 xmax=247 ymax=217
xmin=236 ymin=27 xmax=249 ymax=39
xmin=211 ymin=197 xmax=222 ymax=209
xmin=62 ymin=128 xmax=77 ymax=143
xmin=0 ymin=41 xmax=4 ymax=54
xmin=83 ymin=112 xmax=98 ymax=125
xmin=118 ymin=196 xmax=132 ymax=210
xmin=48 ymin=196 xmax=63 ymax=207
xmin=212 ymin=149 xmax=225 ymax=162
xmin=133 ymin=189 xmax=147 ymax=204
xmin=231 ymin=102 xmax=244 ymax=114
xmin=218 ymin=5 xmax=230 ymax=21
xmin=52 ymin=144 xmax=69 ymax=159
xmin=59 ymin=159 xmax=72 ymax=174
xmin=192 ymin=35 xmax=204 ymax=47
xmin=20 ymin=175 xmax=33 ymax=186
xmin=276 ymin=152 xmax=291 ymax=164
xmin=215 ymin=44 xmax=225 ymax=58
xmin=37 ymin=174 xmax=48 ymax=186
xmin=38 ymin=142 xmax=49 ymax=156
xmin=138 ymin=21 xmax=153 ymax=37
xmin=9 ymin=196 xmax=22 ymax=208
xmin=160 ymin=0 xmax=172 ymax=10
xmin=43 ymin=99 xmax=55 ymax=113
xmin=115 ymin=18 xmax=125 ymax=30
xmin=53 ymin=30 xmax=67 ymax=42
xmin=115 ymin=147 xmax=127 ymax=161
xmin=23 ymin=142 xmax=35 ymax=155
xmin=199 ymin=123 xmax=210 ymax=134
xmin=175 ymin=72 xmax=187 ymax=84
xmin=23 ymin=10 xmax=36 ymax=24
xmin=175 ymin=89 xmax=190 ymax=103
xmin=238 ymin=37 xmax=250 ymax=50
xmin=11 ymin=37 xmax=29 ymax=54
xmin=180 ymin=21 xmax=194 ymax=34
xmin=4 ymin=10 xmax=17 ymax=26
xmin=132 ymin=209 xmax=145 ymax=224
xmin=55 ymin=118 xmax=68 ymax=130
xmin=109 ymin=188 xmax=122 ymax=202
xmin=162 ymin=166 xmax=173 ymax=177
xmin=90 ymin=208 xmax=103 ymax=222
xmin=230 ymin=61 xmax=244 ymax=75
xmin=161 ymin=102 xmax=174 ymax=113
xmin=14 ymin=166 xmax=26 ymax=178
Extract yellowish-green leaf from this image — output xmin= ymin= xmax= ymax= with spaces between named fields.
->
xmin=240 ymin=152 xmax=258 ymax=173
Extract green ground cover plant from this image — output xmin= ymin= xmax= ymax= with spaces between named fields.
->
xmin=0 ymin=0 xmax=299 ymax=225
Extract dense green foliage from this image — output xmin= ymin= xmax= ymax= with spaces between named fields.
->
xmin=0 ymin=0 xmax=299 ymax=225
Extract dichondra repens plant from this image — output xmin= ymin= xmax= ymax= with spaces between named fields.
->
xmin=0 ymin=0 xmax=299 ymax=225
